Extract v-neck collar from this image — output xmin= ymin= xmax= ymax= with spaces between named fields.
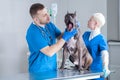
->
xmin=89 ymin=28 xmax=101 ymax=41
xmin=88 ymin=33 xmax=101 ymax=42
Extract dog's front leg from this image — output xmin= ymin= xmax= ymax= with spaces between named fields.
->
xmin=60 ymin=47 xmax=69 ymax=69
xmin=78 ymin=47 xmax=83 ymax=71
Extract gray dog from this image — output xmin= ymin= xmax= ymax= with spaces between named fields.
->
xmin=60 ymin=12 xmax=93 ymax=71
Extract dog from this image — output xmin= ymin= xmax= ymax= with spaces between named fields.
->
xmin=60 ymin=12 xmax=93 ymax=71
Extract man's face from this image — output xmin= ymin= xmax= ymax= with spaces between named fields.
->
xmin=35 ymin=8 xmax=50 ymax=24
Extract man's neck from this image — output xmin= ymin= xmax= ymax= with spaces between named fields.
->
xmin=33 ymin=21 xmax=45 ymax=27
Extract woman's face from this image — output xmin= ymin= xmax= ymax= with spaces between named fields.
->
xmin=87 ymin=16 xmax=97 ymax=30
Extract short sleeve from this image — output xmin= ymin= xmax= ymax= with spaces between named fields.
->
xmin=99 ymin=36 xmax=108 ymax=52
xmin=48 ymin=22 xmax=61 ymax=38
xmin=54 ymin=26 xmax=61 ymax=38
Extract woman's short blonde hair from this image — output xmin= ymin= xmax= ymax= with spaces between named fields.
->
xmin=92 ymin=13 xmax=105 ymax=28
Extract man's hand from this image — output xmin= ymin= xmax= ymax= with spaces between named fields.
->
xmin=62 ymin=29 xmax=77 ymax=41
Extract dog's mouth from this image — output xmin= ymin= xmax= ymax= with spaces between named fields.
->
xmin=67 ymin=22 xmax=73 ymax=31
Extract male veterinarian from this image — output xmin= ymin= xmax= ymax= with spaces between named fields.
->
xmin=83 ymin=13 xmax=110 ymax=80
xmin=26 ymin=3 xmax=77 ymax=73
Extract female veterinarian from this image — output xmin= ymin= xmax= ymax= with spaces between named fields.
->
xmin=26 ymin=3 xmax=77 ymax=73
xmin=83 ymin=13 xmax=110 ymax=80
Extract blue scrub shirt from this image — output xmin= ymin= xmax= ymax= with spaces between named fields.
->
xmin=83 ymin=31 xmax=108 ymax=80
xmin=26 ymin=22 xmax=61 ymax=73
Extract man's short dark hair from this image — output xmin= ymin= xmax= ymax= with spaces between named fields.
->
xmin=29 ymin=3 xmax=45 ymax=18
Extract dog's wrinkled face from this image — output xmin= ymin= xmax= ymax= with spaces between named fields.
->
xmin=64 ymin=12 xmax=77 ymax=31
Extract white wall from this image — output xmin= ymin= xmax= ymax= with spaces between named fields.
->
xmin=0 ymin=0 xmax=57 ymax=77
xmin=0 ymin=0 xmax=29 ymax=76
xmin=56 ymin=0 xmax=107 ymax=37
xmin=0 ymin=0 xmax=107 ymax=77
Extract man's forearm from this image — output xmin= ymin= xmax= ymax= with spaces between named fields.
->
xmin=40 ymin=38 xmax=65 ymax=57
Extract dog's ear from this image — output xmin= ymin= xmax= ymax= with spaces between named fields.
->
xmin=67 ymin=11 xmax=69 ymax=14
xmin=74 ymin=11 xmax=76 ymax=16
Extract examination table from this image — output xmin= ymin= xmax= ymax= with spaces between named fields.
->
xmin=0 ymin=65 xmax=119 ymax=80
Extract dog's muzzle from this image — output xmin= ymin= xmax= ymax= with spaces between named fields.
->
xmin=66 ymin=21 xmax=74 ymax=31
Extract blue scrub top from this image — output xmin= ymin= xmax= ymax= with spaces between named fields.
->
xmin=83 ymin=31 xmax=108 ymax=80
xmin=26 ymin=22 xmax=61 ymax=73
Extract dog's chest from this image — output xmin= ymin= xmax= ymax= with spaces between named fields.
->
xmin=65 ymin=36 xmax=78 ymax=54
